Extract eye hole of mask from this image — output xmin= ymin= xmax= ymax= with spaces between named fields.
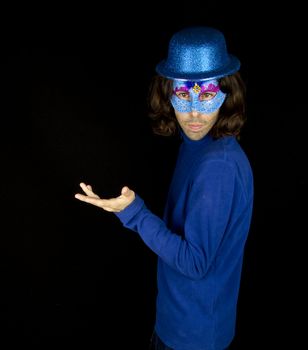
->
xmin=175 ymin=91 xmax=191 ymax=101
xmin=199 ymin=91 xmax=217 ymax=101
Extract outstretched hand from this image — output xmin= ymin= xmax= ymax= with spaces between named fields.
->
xmin=74 ymin=182 xmax=135 ymax=212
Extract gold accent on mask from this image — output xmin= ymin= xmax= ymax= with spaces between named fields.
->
xmin=192 ymin=83 xmax=201 ymax=94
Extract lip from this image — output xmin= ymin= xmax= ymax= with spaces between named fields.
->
xmin=187 ymin=123 xmax=204 ymax=131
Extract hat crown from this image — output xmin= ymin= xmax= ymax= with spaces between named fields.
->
xmin=156 ymin=26 xmax=240 ymax=81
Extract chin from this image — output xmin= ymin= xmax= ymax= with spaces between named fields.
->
xmin=186 ymin=132 xmax=206 ymax=141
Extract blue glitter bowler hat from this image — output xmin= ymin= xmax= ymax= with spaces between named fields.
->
xmin=156 ymin=26 xmax=240 ymax=81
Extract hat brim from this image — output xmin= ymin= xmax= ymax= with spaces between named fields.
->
xmin=155 ymin=55 xmax=240 ymax=81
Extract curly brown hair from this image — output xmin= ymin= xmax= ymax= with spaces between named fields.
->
xmin=147 ymin=72 xmax=246 ymax=139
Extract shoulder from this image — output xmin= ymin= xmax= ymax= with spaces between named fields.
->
xmin=195 ymin=136 xmax=254 ymax=190
xmin=202 ymin=136 xmax=237 ymax=158
xmin=200 ymin=136 xmax=251 ymax=171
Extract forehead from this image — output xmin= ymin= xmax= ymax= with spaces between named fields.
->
xmin=173 ymin=79 xmax=219 ymax=91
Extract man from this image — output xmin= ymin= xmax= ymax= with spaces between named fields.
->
xmin=75 ymin=26 xmax=254 ymax=350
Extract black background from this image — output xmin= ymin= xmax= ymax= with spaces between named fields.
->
xmin=1 ymin=3 xmax=306 ymax=349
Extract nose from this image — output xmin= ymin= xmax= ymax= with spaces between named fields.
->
xmin=190 ymin=109 xmax=199 ymax=118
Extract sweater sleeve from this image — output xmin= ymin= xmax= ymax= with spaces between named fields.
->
xmin=115 ymin=160 xmax=237 ymax=280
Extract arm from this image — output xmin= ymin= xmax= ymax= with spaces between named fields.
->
xmin=74 ymin=161 xmax=236 ymax=280
xmin=115 ymin=160 xmax=237 ymax=280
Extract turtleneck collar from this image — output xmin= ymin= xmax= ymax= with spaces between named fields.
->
xmin=180 ymin=130 xmax=213 ymax=148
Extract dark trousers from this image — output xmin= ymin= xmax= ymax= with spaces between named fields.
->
xmin=149 ymin=330 xmax=229 ymax=350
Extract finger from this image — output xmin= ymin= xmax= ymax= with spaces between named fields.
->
xmin=74 ymin=194 xmax=103 ymax=207
xmin=75 ymin=193 xmax=119 ymax=209
xmin=86 ymin=184 xmax=99 ymax=197
xmin=80 ymin=183 xmax=100 ymax=198
xmin=121 ymin=186 xmax=135 ymax=199
xmin=121 ymin=186 xmax=129 ymax=195
xmin=121 ymin=186 xmax=132 ymax=196
xmin=75 ymin=194 xmax=120 ymax=212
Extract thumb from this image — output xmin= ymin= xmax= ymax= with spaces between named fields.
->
xmin=121 ymin=186 xmax=133 ymax=197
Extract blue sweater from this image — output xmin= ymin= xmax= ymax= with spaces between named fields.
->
xmin=116 ymin=133 xmax=254 ymax=350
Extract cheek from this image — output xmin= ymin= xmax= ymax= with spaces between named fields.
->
xmin=174 ymin=112 xmax=188 ymax=124
xmin=209 ymin=114 xmax=219 ymax=125
xmin=200 ymin=111 xmax=219 ymax=123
